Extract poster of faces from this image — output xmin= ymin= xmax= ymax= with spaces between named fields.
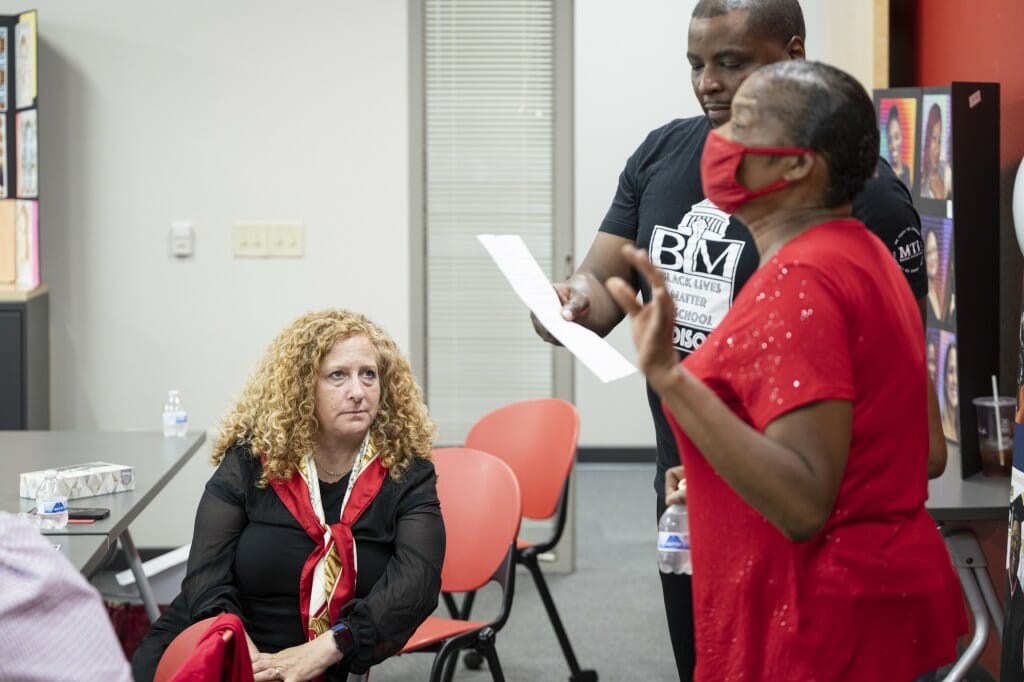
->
xmin=14 ymin=12 xmax=35 ymax=110
xmin=878 ymin=86 xmax=961 ymax=448
xmin=0 ymin=27 xmax=8 ymax=113
xmin=936 ymin=329 xmax=959 ymax=445
xmin=922 ymin=214 xmax=957 ymax=445
xmin=0 ymin=10 xmax=41 ymax=291
xmin=922 ymin=216 xmax=955 ymax=327
xmin=12 ymin=198 xmax=36 ymax=289
xmin=919 ymin=93 xmax=953 ymax=201
xmin=16 ymin=109 xmax=36 ymax=198
xmin=878 ymin=97 xmax=917 ymax=192
xmin=0 ymin=116 xmax=7 ymax=198
xmin=0 ymin=199 xmax=12 ymax=283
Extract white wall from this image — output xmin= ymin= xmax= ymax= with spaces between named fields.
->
xmin=573 ymin=0 xmax=878 ymax=447
xmin=573 ymin=0 xmax=696 ymax=449
xmin=5 ymin=0 xmax=410 ymax=545
xmin=801 ymin=1 xmax=876 ymax=90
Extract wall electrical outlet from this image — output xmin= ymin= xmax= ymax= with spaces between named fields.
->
xmin=232 ymin=223 xmax=269 ymax=257
xmin=266 ymin=223 xmax=304 ymax=257
xmin=232 ymin=222 xmax=304 ymax=258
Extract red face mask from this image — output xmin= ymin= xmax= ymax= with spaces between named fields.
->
xmin=700 ymin=129 xmax=813 ymax=215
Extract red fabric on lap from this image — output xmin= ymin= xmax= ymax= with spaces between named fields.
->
xmin=168 ymin=613 xmax=252 ymax=682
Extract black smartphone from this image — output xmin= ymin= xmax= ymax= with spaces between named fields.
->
xmin=68 ymin=507 xmax=110 ymax=520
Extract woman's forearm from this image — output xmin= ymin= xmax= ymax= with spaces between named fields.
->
xmin=655 ymin=365 xmax=849 ymax=542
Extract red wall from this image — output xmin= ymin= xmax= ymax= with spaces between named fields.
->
xmin=912 ymin=2 xmax=1024 ymax=678
xmin=914 ymin=0 xmax=1024 ymax=174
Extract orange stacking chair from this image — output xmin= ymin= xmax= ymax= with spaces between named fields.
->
xmin=399 ymin=447 xmax=522 ymax=681
xmin=463 ymin=398 xmax=597 ymax=682
xmin=154 ymin=613 xmax=252 ymax=682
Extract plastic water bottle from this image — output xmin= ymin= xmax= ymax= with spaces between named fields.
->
xmin=658 ymin=504 xmax=691 ymax=575
xmin=35 ymin=470 xmax=69 ymax=530
xmin=162 ymin=389 xmax=188 ymax=438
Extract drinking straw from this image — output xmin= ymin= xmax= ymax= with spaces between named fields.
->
xmin=992 ymin=374 xmax=1005 ymax=465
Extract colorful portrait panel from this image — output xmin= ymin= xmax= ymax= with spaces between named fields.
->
xmin=0 ymin=27 xmax=9 ymax=113
xmin=0 ymin=199 xmax=12 ymax=283
xmin=878 ymin=97 xmax=917 ymax=191
xmin=922 ymin=216 xmax=954 ymax=328
xmin=0 ymin=116 xmax=7 ymax=198
xmin=16 ymin=109 xmax=36 ymax=198
xmin=920 ymin=93 xmax=953 ymax=201
xmin=937 ymin=329 xmax=959 ymax=445
xmin=14 ymin=12 xmax=36 ymax=110
xmin=925 ymin=327 xmax=941 ymax=391
xmin=13 ymin=198 xmax=36 ymax=289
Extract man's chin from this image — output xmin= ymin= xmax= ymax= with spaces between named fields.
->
xmin=705 ymin=109 xmax=730 ymax=127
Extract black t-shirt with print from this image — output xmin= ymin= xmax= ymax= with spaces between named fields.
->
xmin=599 ymin=115 xmax=928 ymax=494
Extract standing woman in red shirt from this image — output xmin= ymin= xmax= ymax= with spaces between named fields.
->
xmin=608 ymin=60 xmax=966 ymax=681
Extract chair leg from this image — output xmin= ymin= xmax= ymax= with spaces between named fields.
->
xmin=522 ymin=553 xmax=598 ymax=681
xmin=458 ymin=590 xmax=477 ymax=620
xmin=442 ymin=591 xmax=477 ymax=621
xmin=441 ymin=650 xmax=460 ymax=682
xmin=481 ymin=644 xmax=506 ymax=682
xmin=430 ymin=645 xmax=457 ymax=682
xmin=457 ymin=590 xmax=484 ymax=671
xmin=442 ymin=592 xmax=460 ymax=619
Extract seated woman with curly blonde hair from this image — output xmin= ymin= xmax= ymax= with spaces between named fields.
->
xmin=132 ymin=309 xmax=445 ymax=682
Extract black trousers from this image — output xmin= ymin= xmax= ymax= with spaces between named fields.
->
xmin=656 ymin=496 xmax=696 ymax=682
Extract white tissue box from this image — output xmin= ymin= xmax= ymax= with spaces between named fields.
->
xmin=19 ymin=462 xmax=135 ymax=500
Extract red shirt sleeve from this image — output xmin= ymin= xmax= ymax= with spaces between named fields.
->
xmin=725 ymin=260 xmax=856 ymax=431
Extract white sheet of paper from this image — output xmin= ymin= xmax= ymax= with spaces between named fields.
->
xmin=478 ymin=234 xmax=637 ymax=383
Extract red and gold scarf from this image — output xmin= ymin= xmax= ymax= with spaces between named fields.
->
xmin=265 ymin=435 xmax=387 ymax=641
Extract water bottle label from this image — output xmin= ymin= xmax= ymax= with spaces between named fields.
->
xmin=39 ymin=499 xmax=66 ymax=514
xmin=658 ymin=531 xmax=690 ymax=552
xmin=163 ymin=411 xmax=187 ymax=426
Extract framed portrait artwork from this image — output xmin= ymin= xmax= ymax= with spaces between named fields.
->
xmin=0 ymin=198 xmax=12 ymax=282
xmin=12 ymin=198 xmax=36 ymax=289
xmin=0 ymin=27 xmax=8 ymax=113
xmin=922 ymin=215 xmax=955 ymax=328
xmin=16 ymin=108 xmax=36 ymax=198
xmin=919 ymin=93 xmax=953 ymax=202
xmin=877 ymin=95 xmax=917 ymax=193
xmin=13 ymin=11 xmax=35 ymax=110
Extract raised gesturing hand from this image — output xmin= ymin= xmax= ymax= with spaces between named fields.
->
xmin=605 ymin=245 xmax=680 ymax=392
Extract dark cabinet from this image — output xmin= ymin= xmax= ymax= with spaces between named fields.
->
xmin=0 ymin=287 xmax=48 ymax=429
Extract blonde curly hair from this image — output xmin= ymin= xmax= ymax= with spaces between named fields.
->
xmin=212 ymin=309 xmax=436 ymax=484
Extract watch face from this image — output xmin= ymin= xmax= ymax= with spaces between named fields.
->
xmin=332 ymin=623 xmax=354 ymax=654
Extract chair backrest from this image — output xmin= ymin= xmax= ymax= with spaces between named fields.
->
xmin=465 ymin=398 xmax=579 ymax=520
xmin=154 ymin=615 xmax=237 ymax=682
xmin=432 ymin=447 xmax=521 ymax=594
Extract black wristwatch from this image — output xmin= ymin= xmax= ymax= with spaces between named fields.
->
xmin=331 ymin=621 xmax=355 ymax=657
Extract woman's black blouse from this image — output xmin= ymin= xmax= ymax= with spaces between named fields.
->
xmin=131 ymin=445 xmax=445 ymax=680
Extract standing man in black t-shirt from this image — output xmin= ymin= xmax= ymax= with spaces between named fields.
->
xmin=531 ymin=1 xmax=947 ymax=679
